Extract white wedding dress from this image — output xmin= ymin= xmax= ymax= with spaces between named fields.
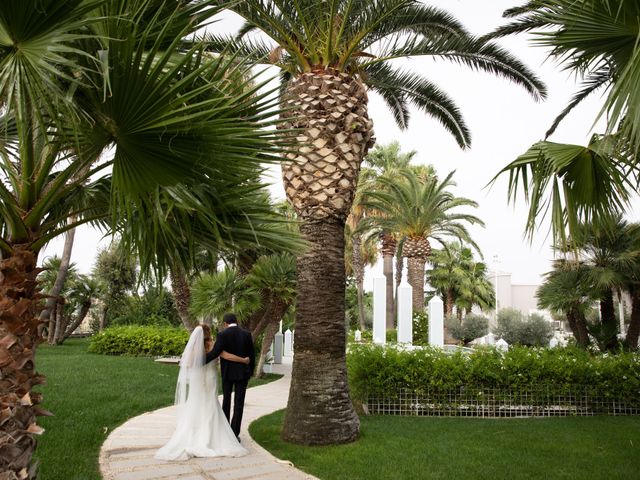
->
xmin=155 ymin=327 xmax=247 ymax=460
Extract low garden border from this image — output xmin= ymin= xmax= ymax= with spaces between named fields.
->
xmin=365 ymin=385 xmax=639 ymax=417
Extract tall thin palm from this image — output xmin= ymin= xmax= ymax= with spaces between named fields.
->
xmin=356 ymin=142 xmax=418 ymax=328
xmin=362 ymin=170 xmax=483 ymax=313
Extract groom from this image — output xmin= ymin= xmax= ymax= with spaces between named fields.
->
xmin=206 ymin=313 xmax=255 ymax=438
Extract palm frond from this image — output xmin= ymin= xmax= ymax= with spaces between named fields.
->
xmin=492 ymin=137 xmax=632 ymax=245
xmin=364 ymin=63 xmax=469 ymax=146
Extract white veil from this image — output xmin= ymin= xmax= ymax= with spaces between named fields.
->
xmin=175 ymin=326 xmax=209 ymax=417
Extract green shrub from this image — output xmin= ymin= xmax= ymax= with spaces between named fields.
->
xmin=495 ymin=309 xmax=553 ymax=346
xmin=412 ymin=312 xmax=429 ymax=345
xmin=347 ymin=344 xmax=640 ymax=407
xmin=520 ymin=313 xmax=553 ymax=346
xmin=386 ymin=329 xmax=397 ymax=343
xmin=88 ymin=325 xmax=189 ymax=356
xmin=446 ymin=314 xmax=489 ymax=344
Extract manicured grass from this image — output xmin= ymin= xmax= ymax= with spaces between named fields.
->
xmin=250 ymin=410 xmax=640 ymax=480
xmin=34 ymin=338 xmax=282 ymax=480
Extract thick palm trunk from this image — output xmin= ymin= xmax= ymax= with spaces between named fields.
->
xmin=169 ymin=265 xmax=194 ymax=332
xmin=280 ymin=71 xmax=373 ymax=445
xmin=406 ymin=256 xmax=426 ymax=313
xmin=351 ymin=234 xmax=366 ymax=330
xmin=0 ymin=246 xmax=46 ymax=478
xmin=600 ymin=291 xmax=618 ymax=350
xmin=282 ymin=219 xmax=359 ymax=444
xmin=566 ymin=307 xmax=590 ymax=348
xmin=625 ymin=286 xmax=640 ymax=350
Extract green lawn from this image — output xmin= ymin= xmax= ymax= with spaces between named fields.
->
xmin=34 ymin=338 xmax=281 ymax=480
xmin=250 ymin=410 xmax=640 ymax=480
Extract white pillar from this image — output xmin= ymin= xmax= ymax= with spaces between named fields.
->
xmin=273 ymin=331 xmax=283 ymax=364
xmin=428 ymin=295 xmax=444 ymax=347
xmin=397 ymin=263 xmax=412 ymax=344
xmin=618 ymin=298 xmax=625 ymax=335
xmin=373 ymin=276 xmax=386 ymax=345
xmin=283 ymin=329 xmax=293 ymax=356
xmin=354 ymin=329 xmax=362 ymax=342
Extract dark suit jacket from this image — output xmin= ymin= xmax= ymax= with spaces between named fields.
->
xmin=205 ymin=325 xmax=255 ymax=381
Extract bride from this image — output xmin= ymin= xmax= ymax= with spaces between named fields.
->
xmin=155 ymin=324 xmax=248 ymax=460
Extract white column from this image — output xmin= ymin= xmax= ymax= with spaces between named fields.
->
xmin=618 ymin=298 xmax=626 ymax=335
xmin=397 ymin=262 xmax=412 ymax=344
xmin=373 ymin=276 xmax=386 ymax=345
xmin=283 ymin=329 xmax=293 ymax=356
xmin=273 ymin=330 xmax=283 ymax=364
xmin=428 ymin=295 xmax=444 ymax=347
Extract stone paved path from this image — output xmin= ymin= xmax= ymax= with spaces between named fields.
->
xmin=100 ymin=358 xmax=317 ymax=480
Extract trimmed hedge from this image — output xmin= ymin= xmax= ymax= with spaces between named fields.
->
xmin=88 ymin=325 xmax=189 ymax=356
xmin=347 ymin=344 xmax=640 ymax=407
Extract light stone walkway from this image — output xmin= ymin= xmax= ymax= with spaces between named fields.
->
xmin=99 ymin=358 xmax=317 ymax=480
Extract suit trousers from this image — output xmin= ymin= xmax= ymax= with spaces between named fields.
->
xmin=221 ymin=378 xmax=249 ymax=437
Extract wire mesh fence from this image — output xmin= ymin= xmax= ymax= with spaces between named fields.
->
xmin=365 ymin=385 xmax=640 ymax=417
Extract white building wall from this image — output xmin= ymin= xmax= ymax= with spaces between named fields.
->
xmin=511 ymin=285 xmax=540 ymax=314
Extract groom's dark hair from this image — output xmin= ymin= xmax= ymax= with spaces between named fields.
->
xmin=223 ymin=313 xmax=238 ymax=325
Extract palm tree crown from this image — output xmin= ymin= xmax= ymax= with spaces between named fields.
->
xmin=210 ymin=0 xmax=546 ymax=147
xmin=362 ymin=170 xmax=483 ymax=246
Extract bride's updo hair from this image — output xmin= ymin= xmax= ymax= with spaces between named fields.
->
xmin=200 ymin=324 xmax=213 ymax=350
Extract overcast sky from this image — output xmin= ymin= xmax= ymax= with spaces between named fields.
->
xmin=42 ymin=0 xmax=637 ymax=287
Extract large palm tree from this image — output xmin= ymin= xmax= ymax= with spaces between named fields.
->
xmin=362 ymin=170 xmax=483 ymax=313
xmin=0 ymin=0 xmax=288 ymax=475
xmin=208 ymin=0 xmax=545 ymax=444
xmin=490 ymin=0 xmax=640 ymax=243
